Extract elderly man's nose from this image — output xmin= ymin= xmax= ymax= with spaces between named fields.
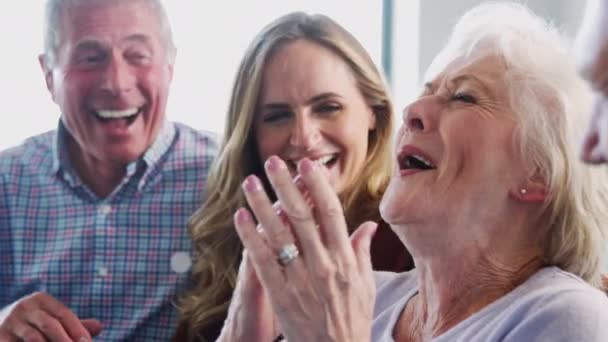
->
xmin=100 ymin=58 xmax=135 ymax=95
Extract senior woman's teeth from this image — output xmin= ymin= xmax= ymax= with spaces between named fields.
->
xmin=402 ymin=154 xmax=435 ymax=170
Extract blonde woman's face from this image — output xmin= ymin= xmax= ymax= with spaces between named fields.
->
xmin=254 ymin=39 xmax=376 ymax=195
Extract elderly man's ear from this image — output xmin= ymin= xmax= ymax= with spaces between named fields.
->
xmin=38 ymin=54 xmax=56 ymax=102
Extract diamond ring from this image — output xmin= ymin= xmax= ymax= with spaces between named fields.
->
xmin=277 ymin=243 xmax=300 ymax=266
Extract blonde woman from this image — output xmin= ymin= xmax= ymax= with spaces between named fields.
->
xmin=175 ymin=12 xmax=413 ymax=341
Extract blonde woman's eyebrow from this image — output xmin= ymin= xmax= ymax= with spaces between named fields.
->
xmin=306 ymin=92 xmax=342 ymax=105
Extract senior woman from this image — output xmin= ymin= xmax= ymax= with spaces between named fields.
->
xmin=219 ymin=3 xmax=608 ymax=342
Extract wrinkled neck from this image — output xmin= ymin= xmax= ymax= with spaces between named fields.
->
xmin=397 ymin=247 xmax=544 ymax=340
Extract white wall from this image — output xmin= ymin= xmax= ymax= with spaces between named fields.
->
xmin=0 ymin=1 xmax=383 ymax=150
xmin=418 ymin=0 xmax=587 ymax=81
xmin=0 ymin=1 xmax=587 ymax=151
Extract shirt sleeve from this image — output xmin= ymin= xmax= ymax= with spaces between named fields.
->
xmin=0 ymin=172 xmax=13 ymax=306
xmin=503 ymin=287 xmax=608 ymax=341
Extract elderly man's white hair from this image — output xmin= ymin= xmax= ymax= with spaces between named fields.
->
xmin=425 ymin=2 xmax=608 ymax=285
xmin=42 ymin=0 xmax=176 ymax=67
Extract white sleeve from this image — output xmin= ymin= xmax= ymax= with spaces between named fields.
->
xmin=503 ymin=288 xmax=608 ymax=342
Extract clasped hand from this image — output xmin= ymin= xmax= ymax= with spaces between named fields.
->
xmin=218 ymin=156 xmax=377 ymax=342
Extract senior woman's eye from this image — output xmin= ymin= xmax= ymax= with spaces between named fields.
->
xmin=451 ymin=92 xmax=477 ymax=104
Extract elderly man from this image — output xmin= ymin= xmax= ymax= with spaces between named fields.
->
xmin=576 ymin=0 xmax=608 ymax=163
xmin=0 ymin=0 xmax=217 ymax=341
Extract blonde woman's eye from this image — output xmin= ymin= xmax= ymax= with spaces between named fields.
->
xmin=316 ymin=104 xmax=341 ymax=114
xmin=262 ymin=111 xmax=291 ymax=123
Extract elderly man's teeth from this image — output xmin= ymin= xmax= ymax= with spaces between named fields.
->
xmin=96 ymin=108 xmax=139 ymax=119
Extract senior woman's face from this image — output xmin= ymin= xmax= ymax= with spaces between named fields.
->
xmin=380 ymin=55 xmax=525 ymax=227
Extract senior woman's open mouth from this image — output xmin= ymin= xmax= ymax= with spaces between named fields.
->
xmin=398 ymin=145 xmax=436 ymax=176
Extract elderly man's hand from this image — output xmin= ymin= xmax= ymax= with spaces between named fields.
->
xmin=234 ymin=156 xmax=376 ymax=342
xmin=0 ymin=292 xmax=102 ymax=341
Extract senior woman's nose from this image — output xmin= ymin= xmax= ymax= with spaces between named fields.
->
xmin=402 ymin=97 xmax=437 ymax=133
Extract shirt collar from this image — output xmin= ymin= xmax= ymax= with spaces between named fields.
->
xmin=51 ymin=119 xmax=176 ymax=186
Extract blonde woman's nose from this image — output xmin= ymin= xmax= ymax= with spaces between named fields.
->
xmin=289 ymin=115 xmax=321 ymax=149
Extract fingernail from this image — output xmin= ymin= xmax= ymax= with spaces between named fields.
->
xmin=298 ymin=158 xmax=315 ymax=175
xmin=292 ymin=174 xmax=314 ymax=207
xmin=243 ymin=175 xmax=261 ymax=192
xmin=235 ymin=208 xmax=252 ymax=225
xmin=265 ymin=155 xmax=286 ymax=173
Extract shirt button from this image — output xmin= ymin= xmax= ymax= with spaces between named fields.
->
xmin=99 ymin=204 xmax=112 ymax=215
xmin=171 ymin=251 xmax=192 ymax=274
xmin=97 ymin=266 xmax=109 ymax=277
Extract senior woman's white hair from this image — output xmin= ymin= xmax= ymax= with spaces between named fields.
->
xmin=425 ymin=2 xmax=608 ymax=286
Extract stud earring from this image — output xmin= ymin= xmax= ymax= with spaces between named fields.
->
xmin=520 ymin=188 xmax=527 ymax=195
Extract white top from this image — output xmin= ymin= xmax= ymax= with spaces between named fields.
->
xmin=372 ymin=266 xmax=608 ymax=341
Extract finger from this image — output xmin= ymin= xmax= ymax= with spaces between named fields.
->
xmin=297 ymin=158 xmax=353 ymax=256
xmin=234 ymin=208 xmax=285 ymax=291
xmin=271 ymin=175 xmax=312 ymax=227
xmin=242 ymin=173 xmax=309 ymax=282
xmin=350 ymin=222 xmax=378 ymax=287
xmin=36 ymin=294 xmax=92 ymax=341
xmin=221 ymin=249 xmax=278 ymax=342
xmin=11 ymin=321 xmax=46 ymax=342
xmin=233 ymin=250 xmax=265 ymax=301
xmin=264 ymin=156 xmax=327 ymax=262
xmin=81 ymin=319 xmax=103 ymax=337
xmin=242 ymin=174 xmax=297 ymax=254
xmin=26 ymin=308 xmax=71 ymax=341
xmin=242 ymin=251 xmax=279 ymax=338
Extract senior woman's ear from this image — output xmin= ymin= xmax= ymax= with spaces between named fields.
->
xmin=508 ymin=179 xmax=548 ymax=203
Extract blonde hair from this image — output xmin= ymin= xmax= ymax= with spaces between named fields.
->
xmin=179 ymin=12 xmax=394 ymax=340
xmin=429 ymin=2 xmax=608 ymax=285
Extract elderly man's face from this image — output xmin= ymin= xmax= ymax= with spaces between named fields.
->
xmin=576 ymin=0 xmax=608 ymax=164
xmin=40 ymin=1 xmax=174 ymax=165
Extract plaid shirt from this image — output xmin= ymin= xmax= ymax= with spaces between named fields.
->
xmin=0 ymin=120 xmax=217 ymax=341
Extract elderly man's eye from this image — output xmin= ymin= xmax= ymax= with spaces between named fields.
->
xmin=451 ymin=92 xmax=477 ymax=104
